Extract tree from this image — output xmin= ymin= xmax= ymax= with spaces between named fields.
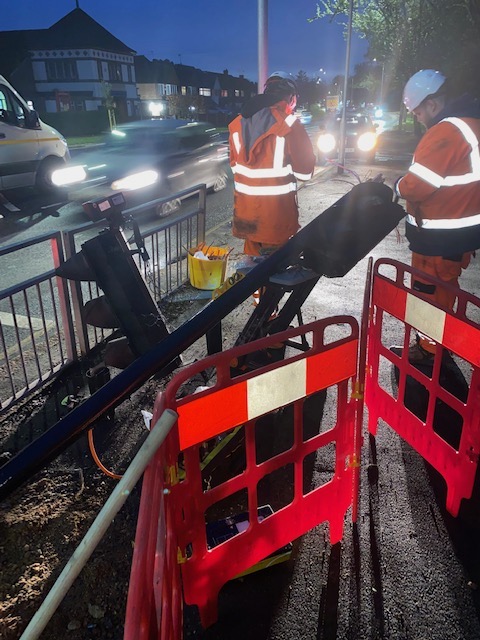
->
xmin=294 ymin=71 xmax=328 ymax=106
xmin=101 ymin=81 xmax=117 ymax=130
xmin=311 ymin=0 xmax=480 ymax=106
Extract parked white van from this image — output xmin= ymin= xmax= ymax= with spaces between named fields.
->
xmin=0 ymin=75 xmax=70 ymax=193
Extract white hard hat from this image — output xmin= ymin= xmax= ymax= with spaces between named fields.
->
xmin=403 ymin=69 xmax=446 ymax=111
xmin=264 ymin=71 xmax=297 ymax=95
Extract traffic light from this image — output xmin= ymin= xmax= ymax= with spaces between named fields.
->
xmin=57 ymin=193 xmax=179 ymax=372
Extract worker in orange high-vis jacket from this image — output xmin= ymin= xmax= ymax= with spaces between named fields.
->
xmin=395 ymin=69 xmax=480 ymax=363
xmin=229 ymin=71 xmax=316 ymax=258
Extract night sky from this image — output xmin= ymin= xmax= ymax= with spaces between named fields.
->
xmin=3 ymin=0 xmax=369 ymax=82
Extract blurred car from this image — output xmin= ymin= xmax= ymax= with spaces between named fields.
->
xmin=316 ymin=111 xmax=378 ymax=164
xmin=296 ymin=109 xmax=313 ymax=125
xmin=52 ymin=119 xmax=230 ymax=217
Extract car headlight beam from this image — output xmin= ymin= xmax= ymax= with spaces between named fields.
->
xmin=51 ymin=165 xmax=87 ymax=186
xmin=111 ymin=170 xmax=159 ymax=191
xmin=317 ymin=133 xmax=336 ymax=154
xmin=357 ymin=132 xmax=377 ymax=152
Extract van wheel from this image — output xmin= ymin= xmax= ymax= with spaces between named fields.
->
xmin=36 ymin=157 xmax=65 ymax=194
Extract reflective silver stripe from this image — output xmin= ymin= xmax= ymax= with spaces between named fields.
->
xmin=234 ymin=181 xmax=297 ymax=195
xmin=406 ymin=212 xmax=480 ymax=229
xmin=407 ymin=117 xmax=480 ymax=188
xmin=232 ymin=163 xmax=293 ymax=178
xmin=285 ymin=114 xmax=296 ymax=127
xmin=274 ymin=136 xmax=285 ymax=168
xmin=409 ymin=162 xmax=444 ymax=188
xmin=232 ymin=131 xmax=241 ymax=154
xmin=293 ymin=170 xmax=313 ymax=181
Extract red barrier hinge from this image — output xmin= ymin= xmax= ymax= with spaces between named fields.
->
xmin=166 ymin=464 xmax=179 ymax=487
xmin=351 ymin=380 xmax=364 ymax=400
xmin=177 ymin=547 xmax=187 ymax=564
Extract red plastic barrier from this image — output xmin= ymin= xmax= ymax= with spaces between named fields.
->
xmin=365 ymin=258 xmax=480 ymax=516
xmin=125 ymin=317 xmax=361 ymax=635
xmin=124 ymin=424 xmax=182 ymax=640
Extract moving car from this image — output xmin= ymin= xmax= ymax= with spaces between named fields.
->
xmin=0 ymin=75 xmax=69 ymax=193
xmin=316 ymin=111 xmax=378 ymax=164
xmin=296 ymin=108 xmax=313 ymax=125
xmin=52 ymin=119 xmax=230 ymax=217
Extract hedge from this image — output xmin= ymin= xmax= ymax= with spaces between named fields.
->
xmin=37 ymin=109 xmax=111 ymax=137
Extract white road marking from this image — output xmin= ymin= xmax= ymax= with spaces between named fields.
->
xmin=0 ymin=311 xmax=55 ymax=331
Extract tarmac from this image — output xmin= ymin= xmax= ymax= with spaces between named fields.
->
xmin=180 ymin=158 xmax=480 ymax=640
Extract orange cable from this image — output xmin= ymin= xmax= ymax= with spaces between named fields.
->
xmin=87 ymin=429 xmax=123 ymax=480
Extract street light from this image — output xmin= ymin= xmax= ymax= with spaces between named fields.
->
xmin=338 ymin=0 xmax=354 ymax=174
xmin=373 ymin=58 xmax=385 ymax=105
xmin=316 ymin=68 xmax=327 ymax=85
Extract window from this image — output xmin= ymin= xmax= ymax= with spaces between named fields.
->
xmin=0 ymin=87 xmax=28 ymax=127
xmin=234 ymin=89 xmax=240 ymax=97
xmin=97 ymin=61 xmax=104 ymax=80
xmin=0 ymin=90 xmax=7 ymax=112
xmin=199 ymin=87 xmax=211 ymax=97
xmin=46 ymin=60 xmax=78 ymax=81
xmin=221 ymin=89 xmax=228 ymax=98
xmin=108 ymin=61 xmax=123 ymax=82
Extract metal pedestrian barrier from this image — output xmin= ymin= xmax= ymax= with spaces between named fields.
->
xmin=0 ymin=231 xmax=75 ymax=413
xmin=0 ymin=187 xmax=206 ymax=413
xmin=125 ymin=317 xmax=362 ymax=635
xmin=365 ymin=258 xmax=480 ymax=516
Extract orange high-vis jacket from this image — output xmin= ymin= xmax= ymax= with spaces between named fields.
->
xmin=396 ymin=115 xmax=480 ymax=256
xmin=229 ymin=102 xmax=315 ymax=246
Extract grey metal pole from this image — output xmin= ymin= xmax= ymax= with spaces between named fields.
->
xmin=258 ymin=0 xmax=268 ymax=94
xmin=380 ymin=62 xmax=385 ymax=104
xmin=338 ymin=0 xmax=354 ymax=175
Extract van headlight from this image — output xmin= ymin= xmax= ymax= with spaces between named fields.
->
xmin=317 ymin=133 xmax=336 ymax=154
xmin=51 ymin=165 xmax=87 ymax=186
xmin=357 ymin=132 xmax=377 ymax=152
xmin=111 ymin=170 xmax=159 ymax=191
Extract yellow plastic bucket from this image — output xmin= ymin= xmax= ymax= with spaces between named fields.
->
xmin=188 ymin=245 xmax=229 ymax=290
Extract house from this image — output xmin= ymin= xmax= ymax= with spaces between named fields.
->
xmin=1 ymin=7 xmax=256 ymax=133
xmin=135 ymin=59 xmax=256 ymax=123
xmin=0 ymin=8 xmax=140 ymax=129
xmin=216 ymin=69 xmax=257 ymax=114
xmin=135 ymin=56 xmax=179 ymax=118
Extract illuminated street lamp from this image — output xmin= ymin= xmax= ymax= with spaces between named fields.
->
xmin=316 ymin=68 xmax=327 ymax=84
xmin=338 ymin=0 xmax=354 ymax=174
xmin=373 ymin=58 xmax=385 ymax=104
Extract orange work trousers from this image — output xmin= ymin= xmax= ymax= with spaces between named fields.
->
xmin=411 ymin=251 xmax=472 ymax=353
